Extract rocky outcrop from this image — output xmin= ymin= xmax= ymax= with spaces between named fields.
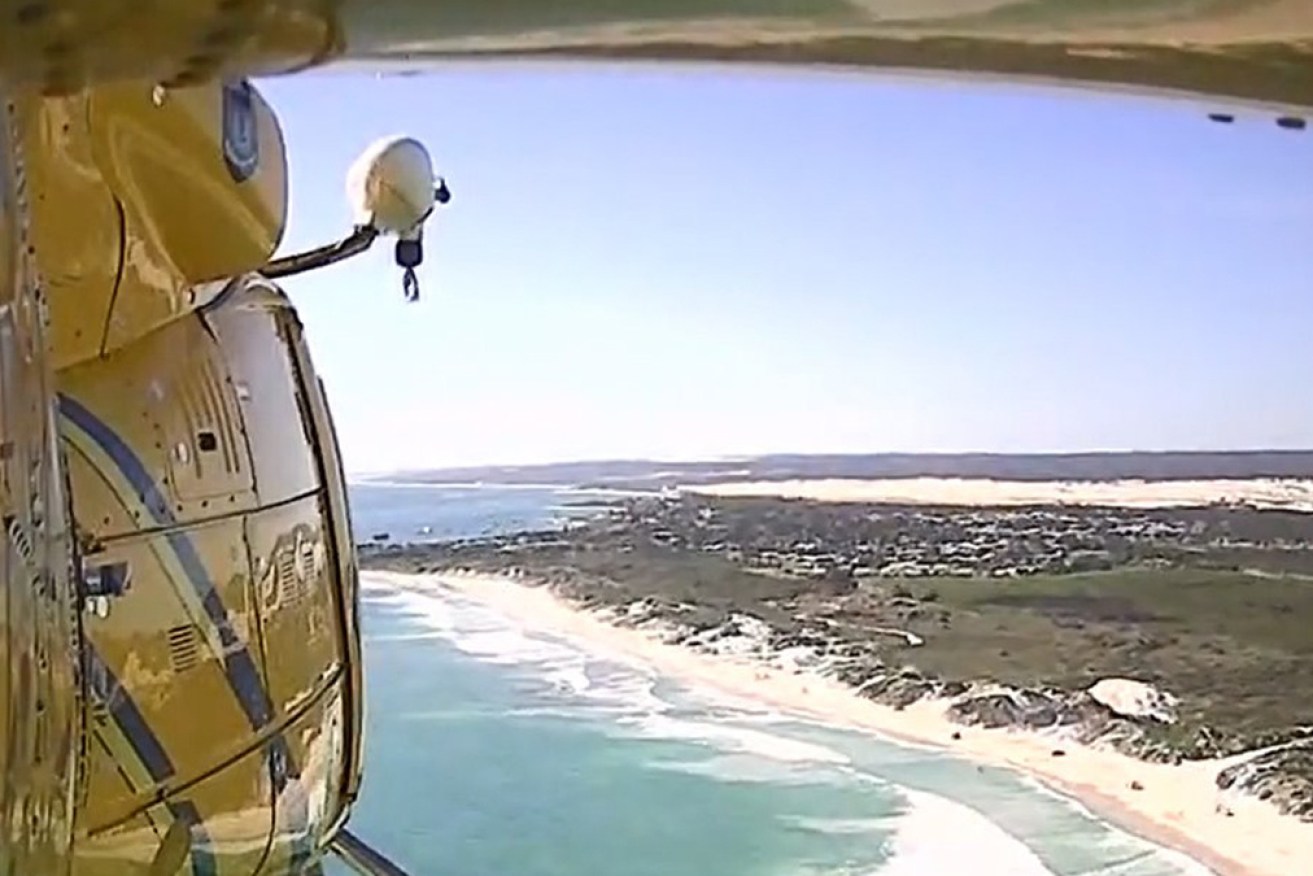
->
xmin=847 ymin=666 xmax=938 ymax=709
xmin=382 ymin=554 xmax=1313 ymax=826
xmin=617 ymin=601 xmax=1297 ymax=773
xmin=599 ymin=596 xmax=1290 ymax=767
xmin=1216 ymin=739 xmax=1313 ymax=821
xmin=948 ymin=687 xmax=1076 ymax=730
xmin=1087 ymin=678 xmax=1179 ymax=724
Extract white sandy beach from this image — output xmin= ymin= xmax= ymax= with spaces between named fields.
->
xmin=367 ymin=568 xmax=1313 ymax=876
xmin=687 ymin=477 xmax=1313 ymax=511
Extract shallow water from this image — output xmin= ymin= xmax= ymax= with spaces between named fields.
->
xmin=332 ymin=485 xmax=1213 ymax=876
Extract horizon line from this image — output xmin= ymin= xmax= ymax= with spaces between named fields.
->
xmin=343 ymin=447 xmax=1313 ymax=479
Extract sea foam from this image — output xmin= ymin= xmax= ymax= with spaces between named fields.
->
xmin=878 ymin=788 xmax=1058 ymax=876
xmin=361 ymin=574 xmax=1215 ymax=876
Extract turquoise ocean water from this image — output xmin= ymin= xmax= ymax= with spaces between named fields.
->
xmin=332 ymin=484 xmax=1214 ymax=876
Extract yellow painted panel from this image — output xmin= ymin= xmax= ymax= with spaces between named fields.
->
xmin=77 ymin=697 xmax=179 ymax=840
xmin=162 ymin=744 xmax=275 ymax=876
xmin=280 ymin=322 xmax=365 ymax=807
xmin=22 ymin=94 xmax=123 ymax=371
xmin=79 ymin=515 xmax=268 ymax=828
xmin=262 ymin=687 xmax=348 ymax=876
xmin=0 ymin=309 xmax=17 ymax=799
xmin=203 ymin=281 xmax=319 ymax=506
xmin=89 ymin=80 xmax=287 ymax=286
xmin=246 ymin=496 xmax=342 ymax=718
xmin=76 ymin=740 xmax=276 ymax=876
xmin=72 ymin=811 xmax=161 ymax=876
xmin=57 ymin=314 xmax=258 ymax=541
xmin=0 ymin=99 xmax=82 ymax=874
xmin=63 ymin=432 xmax=139 ymax=541
xmin=28 ymin=77 xmax=292 ymax=368
xmin=157 ymin=335 xmax=255 ymax=509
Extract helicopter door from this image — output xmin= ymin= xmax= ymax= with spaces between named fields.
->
xmin=261 ymin=301 xmax=363 ymax=843
xmin=277 ymin=329 xmax=364 ymax=812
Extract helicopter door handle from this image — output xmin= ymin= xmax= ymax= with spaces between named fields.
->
xmin=81 ymin=560 xmax=131 ymax=617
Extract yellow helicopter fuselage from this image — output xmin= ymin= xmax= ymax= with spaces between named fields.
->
xmin=3 ymin=78 xmax=364 ymax=875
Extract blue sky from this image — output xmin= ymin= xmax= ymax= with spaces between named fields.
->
xmin=258 ymin=64 xmax=1313 ymax=474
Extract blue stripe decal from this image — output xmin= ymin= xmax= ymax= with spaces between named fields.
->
xmin=59 ymin=394 xmax=297 ymax=788
xmin=170 ymin=802 xmax=218 ymax=876
xmin=60 ymin=394 xmax=173 ymax=522
xmin=86 ymin=647 xmax=174 ymax=783
xmin=85 ymin=647 xmax=215 ymax=876
xmin=64 ymin=394 xmax=322 ymax=863
xmin=166 ymin=531 xmax=274 ymax=730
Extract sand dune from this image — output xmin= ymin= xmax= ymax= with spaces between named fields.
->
xmin=687 ymin=477 xmax=1313 ymax=511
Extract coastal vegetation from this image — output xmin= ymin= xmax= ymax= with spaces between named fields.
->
xmin=360 ymin=492 xmax=1313 ymax=821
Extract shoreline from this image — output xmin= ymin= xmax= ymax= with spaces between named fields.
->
xmin=347 ymin=474 xmax=1313 ymax=512
xmin=348 ymin=479 xmax=658 ymax=497
xmin=364 ymin=568 xmax=1312 ymax=876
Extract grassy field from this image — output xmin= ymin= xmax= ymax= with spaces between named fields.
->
xmin=845 ymin=568 xmax=1313 ymax=741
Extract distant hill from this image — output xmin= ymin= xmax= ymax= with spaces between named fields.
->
xmin=367 ymin=451 xmax=1313 ymax=490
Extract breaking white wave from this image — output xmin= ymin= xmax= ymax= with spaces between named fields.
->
xmin=649 ymin=753 xmax=856 ymax=787
xmin=369 ymin=579 xmax=667 ymax=718
xmin=361 ymin=573 xmax=1212 ymax=876
xmin=621 ymin=714 xmax=853 ymax=765
xmin=782 ymin=815 xmax=891 ymax=836
xmin=363 ymin=631 xmax=451 ymax=643
xmin=876 ymin=789 xmax=1058 ymax=875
